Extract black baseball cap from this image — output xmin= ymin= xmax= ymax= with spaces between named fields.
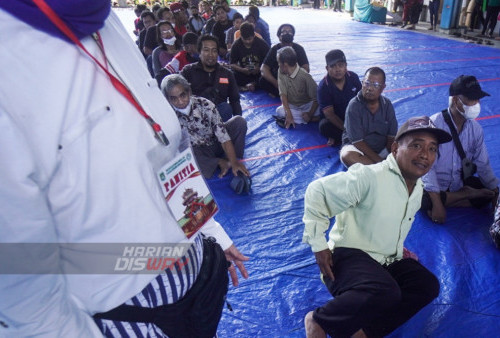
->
xmin=449 ymin=75 xmax=490 ymax=100
xmin=325 ymin=49 xmax=346 ymax=67
xmin=395 ymin=116 xmax=452 ymax=144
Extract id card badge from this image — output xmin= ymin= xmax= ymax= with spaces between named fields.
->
xmin=149 ymin=134 xmax=219 ymax=238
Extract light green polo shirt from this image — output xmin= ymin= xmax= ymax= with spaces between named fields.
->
xmin=302 ymin=154 xmax=423 ymax=265
xmin=277 ymin=65 xmax=318 ymax=106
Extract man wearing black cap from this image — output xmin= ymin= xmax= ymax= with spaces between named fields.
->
xmin=317 ymin=50 xmax=362 ymax=146
xmin=422 ymin=75 xmax=499 ymax=224
xmin=303 ymin=116 xmax=451 ymax=338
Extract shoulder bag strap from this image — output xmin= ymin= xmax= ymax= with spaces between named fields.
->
xmin=442 ymin=109 xmax=467 ymax=160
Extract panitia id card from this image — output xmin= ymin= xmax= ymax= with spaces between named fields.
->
xmin=157 ymin=148 xmax=218 ymax=238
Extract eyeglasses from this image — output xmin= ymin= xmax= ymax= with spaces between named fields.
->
xmin=161 ymin=29 xmax=174 ymax=34
xmin=362 ymin=80 xmax=383 ymax=89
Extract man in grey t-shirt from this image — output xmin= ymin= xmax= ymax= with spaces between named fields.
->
xmin=340 ymin=67 xmax=398 ymax=167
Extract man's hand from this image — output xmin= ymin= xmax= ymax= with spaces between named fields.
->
xmin=231 ymin=161 xmax=250 ymax=177
xmin=429 ymin=203 xmax=446 ymax=224
xmin=302 ymin=112 xmax=311 ymax=123
xmin=224 ymin=244 xmax=249 ymax=286
xmin=285 ymin=115 xmax=296 ymax=129
xmin=314 ymin=249 xmax=334 ymax=281
xmin=218 ymin=159 xmax=231 ymax=178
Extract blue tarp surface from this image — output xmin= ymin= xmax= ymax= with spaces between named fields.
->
xmin=119 ymin=7 xmax=500 ymax=337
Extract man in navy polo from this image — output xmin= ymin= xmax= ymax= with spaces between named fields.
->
xmin=317 ymin=50 xmax=361 ymax=146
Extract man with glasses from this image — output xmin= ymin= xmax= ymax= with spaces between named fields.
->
xmin=303 ymin=116 xmax=451 ymax=338
xmin=317 ymin=50 xmax=362 ymax=146
xmin=340 ymin=67 xmax=398 ymax=167
xmin=421 ymin=75 xmax=499 ymax=224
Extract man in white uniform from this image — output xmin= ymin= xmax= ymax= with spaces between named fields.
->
xmin=0 ymin=1 xmax=248 ymax=336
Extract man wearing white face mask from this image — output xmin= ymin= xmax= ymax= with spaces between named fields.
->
xmin=422 ymin=75 xmax=499 ymax=224
xmin=161 ymin=74 xmax=250 ymax=179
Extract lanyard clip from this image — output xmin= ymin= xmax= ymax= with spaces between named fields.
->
xmin=147 ymin=117 xmax=169 ymax=146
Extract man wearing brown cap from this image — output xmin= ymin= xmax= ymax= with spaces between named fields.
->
xmin=422 ymin=75 xmax=499 ymax=224
xmin=303 ymin=116 xmax=451 ymax=338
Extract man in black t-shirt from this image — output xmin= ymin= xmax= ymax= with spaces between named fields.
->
xmin=230 ymin=23 xmax=270 ymax=91
xmin=211 ymin=5 xmax=232 ymax=58
xmin=260 ymin=23 xmax=309 ymax=97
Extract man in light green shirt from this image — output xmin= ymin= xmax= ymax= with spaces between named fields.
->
xmin=303 ymin=116 xmax=452 ymax=338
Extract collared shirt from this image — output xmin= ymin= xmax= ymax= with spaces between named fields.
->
xmin=422 ymin=110 xmax=499 ymax=192
xmin=303 ymin=154 xmax=422 ymax=265
xmin=342 ymin=91 xmax=398 ymax=152
xmin=317 ymin=71 xmax=362 ymax=121
xmin=277 ymin=65 xmax=318 ymax=106
xmin=175 ymin=96 xmax=231 ymax=147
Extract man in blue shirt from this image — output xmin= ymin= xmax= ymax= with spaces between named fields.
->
xmin=422 ymin=75 xmax=499 ymax=224
xmin=317 ymin=50 xmax=362 ymax=146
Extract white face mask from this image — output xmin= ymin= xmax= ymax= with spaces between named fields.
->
xmin=176 ymin=100 xmax=191 ymax=115
xmin=458 ymin=97 xmax=481 ymax=120
xmin=163 ymin=37 xmax=176 ymax=46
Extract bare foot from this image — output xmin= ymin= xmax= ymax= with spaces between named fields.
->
xmin=218 ymin=159 xmax=232 ymax=177
xmin=352 ymin=329 xmax=367 ymax=338
xmin=327 ymin=138 xmax=336 ymax=146
xmin=304 ymin=311 xmax=326 ymax=338
xmin=246 ymin=82 xmax=256 ymax=92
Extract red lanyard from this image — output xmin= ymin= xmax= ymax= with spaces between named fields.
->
xmin=31 ymin=0 xmax=169 ymax=146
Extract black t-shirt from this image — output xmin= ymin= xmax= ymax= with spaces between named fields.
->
xmin=230 ymin=37 xmax=270 ymax=71
xmin=263 ymin=42 xmax=309 ymax=77
xmin=211 ymin=20 xmax=232 ymax=50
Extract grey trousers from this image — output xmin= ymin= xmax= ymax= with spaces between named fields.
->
xmin=193 ymin=116 xmax=247 ymax=178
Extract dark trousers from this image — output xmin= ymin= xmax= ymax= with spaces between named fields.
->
xmin=319 ymin=118 xmax=343 ymax=145
xmin=428 ymin=0 xmax=440 ymax=26
xmin=482 ymin=5 xmax=500 ymax=35
xmin=258 ymin=76 xmax=280 ymax=98
xmin=313 ymin=248 xmax=439 ymax=338
xmin=192 ymin=116 xmax=247 ymax=178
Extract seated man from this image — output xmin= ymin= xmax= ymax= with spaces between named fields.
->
xmin=260 ymin=24 xmax=309 ymax=98
xmin=161 ymin=74 xmax=250 ymax=179
xmin=340 ymin=67 xmax=398 ymax=167
xmin=317 ymin=49 xmax=362 ymax=146
xmin=211 ymin=5 xmax=233 ymax=58
xmin=422 ymin=75 xmax=499 ymax=224
xmin=181 ymin=35 xmax=242 ymax=122
xmin=303 ymin=116 xmax=451 ymax=338
xmin=275 ymin=46 xmax=320 ymax=129
xmin=248 ymin=5 xmax=271 ymax=46
xmin=155 ymin=32 xmax=199 ymax=85
xmin=229 ymin=22 xmax=270 ymax=92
